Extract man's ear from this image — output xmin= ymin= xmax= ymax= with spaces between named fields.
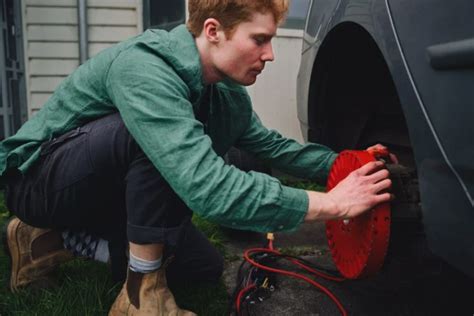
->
xmin=202 ymin=18 xmax=222 ymax=44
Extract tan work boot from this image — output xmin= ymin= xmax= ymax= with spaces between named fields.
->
xmin=2 ymin=217 xmax=74 ymax=292
xmin=109 ymin=266 xmax=197 ymax=316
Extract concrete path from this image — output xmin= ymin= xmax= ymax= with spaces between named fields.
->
xmin=222 ymin=222 xmax=474 ymax=315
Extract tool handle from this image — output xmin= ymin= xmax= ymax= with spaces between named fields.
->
xmin=367 ymin=147 xmax=389 ymax=159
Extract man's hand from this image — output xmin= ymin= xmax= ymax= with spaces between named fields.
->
xmin=304 ymin=160 xmax=393 ymax=221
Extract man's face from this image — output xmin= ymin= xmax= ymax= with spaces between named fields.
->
xmin=213 ymin=12 xmax=277 ymax=86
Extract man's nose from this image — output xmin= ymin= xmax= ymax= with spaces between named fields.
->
xmin=261 ymin=43 xmax=274 ymax=62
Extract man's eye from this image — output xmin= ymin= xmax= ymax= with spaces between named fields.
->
xmin=253 ymin=37 xmax=265 ymax=45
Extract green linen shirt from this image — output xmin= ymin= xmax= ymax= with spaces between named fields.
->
xmin=0 ymin=25 xmax=337 ymax=233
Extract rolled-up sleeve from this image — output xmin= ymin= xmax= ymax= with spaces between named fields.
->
xmin=105 ymin=50 xmax=308 ymax=232
xmin=236 ymin=112 xmax=338 ymax=183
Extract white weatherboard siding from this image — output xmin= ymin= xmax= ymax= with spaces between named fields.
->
xmin=23 ymin=0 xmax=142 ymax=116
xmin=247 ymin=28 xmax=305 ymax=143
xmin=24 ymin=1 xmax=304 ymax=142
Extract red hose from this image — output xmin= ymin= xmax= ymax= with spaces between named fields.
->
xmin=290 ymin=257 xmax=345 ymax=282
xmin=243 ymin=248 xmax=348 ymax=316
xmin=236 ymin=284 xmax=256 ymax=313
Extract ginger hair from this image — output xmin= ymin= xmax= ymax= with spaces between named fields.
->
xmin=187 ymin=0 xmax=289 ymax=37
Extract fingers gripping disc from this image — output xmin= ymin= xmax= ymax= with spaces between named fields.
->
xmin=326 ymin=150 xmax=391 ymax=279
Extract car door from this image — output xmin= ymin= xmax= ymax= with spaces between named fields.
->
xmin=388 ymin=0 xmax=474 ymax=200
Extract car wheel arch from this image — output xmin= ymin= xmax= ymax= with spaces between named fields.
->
xmin=307 ymin=21 xmax=413 ymax=165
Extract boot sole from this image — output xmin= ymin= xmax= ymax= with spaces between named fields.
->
xmin=2 ymin=217 xmax=19 ymax=292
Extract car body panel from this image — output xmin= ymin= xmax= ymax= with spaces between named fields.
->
xmin=388 ymin=0 xmax=474 ymax=201
xmin=297 ymin=0 xmax=474 ymax=276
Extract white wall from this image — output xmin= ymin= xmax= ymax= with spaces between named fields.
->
xmin=22 ymin=0 xmax=142 ymax=116
xmin=247 ymin=28 xmax=304 ymax=143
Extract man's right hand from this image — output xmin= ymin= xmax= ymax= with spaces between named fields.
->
xmin=304 ymin=161 xmax=393 ymax=222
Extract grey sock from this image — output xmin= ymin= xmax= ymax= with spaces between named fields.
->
xmin=62 ymin=230 xmax=109 ymax=263
xmin=129 ymin=252 xmax=162 ymax=273
xmin=93 ymin=239 xmax=110 ymax=263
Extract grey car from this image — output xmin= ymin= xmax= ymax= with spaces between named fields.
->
xmin=297 ymin=0 xmax=474 ymax=278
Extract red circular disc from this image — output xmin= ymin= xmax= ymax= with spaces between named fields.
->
xmin=325 ymin=150 xmax=391 ymax=279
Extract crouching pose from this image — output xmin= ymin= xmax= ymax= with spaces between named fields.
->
xmin=0 ymin=0 xmax=392 ymax=314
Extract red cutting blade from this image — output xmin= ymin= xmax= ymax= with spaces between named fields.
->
xmin=326 ymin=150 xmax=391 ymax=279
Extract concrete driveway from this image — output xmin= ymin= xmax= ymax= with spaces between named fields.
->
xmin=222 ymin=222 xmax=474 ymax=315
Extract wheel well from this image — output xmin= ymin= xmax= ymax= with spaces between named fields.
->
xmin=308 ymin=22 xmax=413 ymax=166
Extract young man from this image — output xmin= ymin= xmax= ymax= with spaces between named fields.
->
xmin=0 ymin=0 xmax=392 ymax=314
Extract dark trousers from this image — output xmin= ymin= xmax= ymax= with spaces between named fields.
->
xmin=5 ymin=113 xmax=223 ymax=283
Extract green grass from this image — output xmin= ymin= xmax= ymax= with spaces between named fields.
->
xmin=278 ymin=176 xmax=326 ymax=192
xmin=0 ymin=193 xmax=228 ymax=316
xmin=0 ymin=178 xmax=323 ymax=315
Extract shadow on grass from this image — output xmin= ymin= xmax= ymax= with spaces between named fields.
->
xmin=0 ymin=178 xmax=323 ymax=315
xmin=0 ymin=193 xmax=228 ymax=316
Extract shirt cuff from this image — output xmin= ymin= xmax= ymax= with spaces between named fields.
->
xmin=313 ymin=151 xmax=338 ymax=182
xmin=268 ymin=186 xmax=308 ymax=232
